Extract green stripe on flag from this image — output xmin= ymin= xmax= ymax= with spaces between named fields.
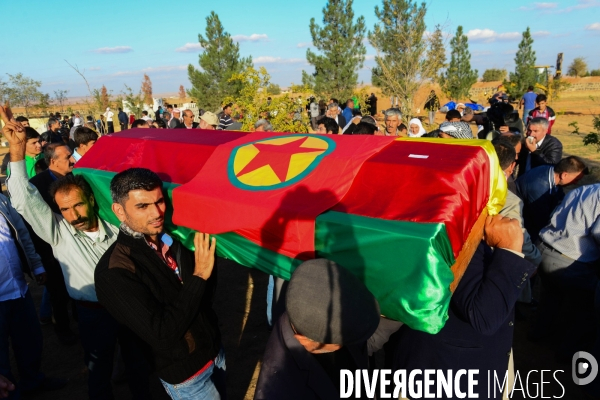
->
xmin=315 ymin=211 xmax=455 ymax=334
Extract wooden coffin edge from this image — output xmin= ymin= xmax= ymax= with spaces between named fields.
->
xmin=449 ymin=207 xmax=488 ymax=293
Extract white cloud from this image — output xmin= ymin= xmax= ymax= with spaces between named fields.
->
xmin=175 ymin=43 xmax=203 ymax=53
xmin=231 ymin=34 xmax=269 ymax=42
xmin=112 ymin=65 xmax=186 ymax=77
xmin=534 ymin=2 xmax=558 ymax=8
xmin=585 ymin=22 xmax=600 ymax=30
xmin=365 ymin=55 xmax=376 ymax=61
xmin=297 ymin=42 xmax=312 ymax=48
xmin=92 ymin=46 xmax=133 ymax=54
xmin=467 ymin=29 xmax=520 ymax=42
xmin=254 ymin=56 xmax=304 ymax=64
xmin=559 ymin=0 xmax=600 ymax=12
xmin=532 ymin=30 xmax=551 ymax=37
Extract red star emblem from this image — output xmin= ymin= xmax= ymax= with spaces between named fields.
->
xmin=236 ymin=137 xmax=325 ymax=182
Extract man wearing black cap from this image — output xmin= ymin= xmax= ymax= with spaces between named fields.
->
xmin=255 ymin=259 xmax=401 ymax=399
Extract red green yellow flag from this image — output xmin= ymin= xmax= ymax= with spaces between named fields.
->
xmin=172 ymin=133 xmax=394 ymax=259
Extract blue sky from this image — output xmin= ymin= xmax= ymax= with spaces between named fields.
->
xmin=1 ymin=0 xmax=598 ymax=98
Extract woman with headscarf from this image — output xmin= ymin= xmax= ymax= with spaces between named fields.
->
xmin=438 ymin=121 xmax=474 ymax=139
xmin=408 ymin=118 xmax=427 ymax=137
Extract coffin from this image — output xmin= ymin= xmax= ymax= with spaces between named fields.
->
xmin=74 ymin=129 xmax=506 ymax=334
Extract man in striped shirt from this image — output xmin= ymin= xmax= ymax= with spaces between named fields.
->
xmin=218 ymin=103 xmax=233 ymax=130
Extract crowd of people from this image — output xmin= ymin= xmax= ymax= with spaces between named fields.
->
xmin=0 ymin=82 xmax=598 ymax=400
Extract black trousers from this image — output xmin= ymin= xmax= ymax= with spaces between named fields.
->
xmin=107 ymin=121 xmax=114 ymax=133
xmin=120 ymin=123 xmax=127 ymax=131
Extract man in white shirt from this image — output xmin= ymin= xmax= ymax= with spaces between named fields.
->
xmin=103 ymin=107 xmax=115 ymax=133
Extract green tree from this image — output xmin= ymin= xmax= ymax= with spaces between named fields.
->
xmin=426 ymin=24 xmax=447 ymax=82
xmin=6 ymin=73 xmax=42 ymax=116
xmin=267 ymin=83 xmax=281 ymax=95
xmin=53 ymin=89 xmax=68 ymax=112
xmin=482 ymin=68 xmax=507 ymax=82
xmin=187 ymin=11 xmax=253 ymax=112
xmin=440 ymin=26 xmax=478 ymax=100
xmin=122 ymin=85 xmax=145 ymax=118
xmin=35 ymin=93 xmax=52 ymax=115
xmin=369 ymin=0 xmax=440 ymax=118
xmin=302 ymin=0 xmax=366 ymax=102
xmin=568 ymin=57 xmax=588 ymax=77
xmin=505 ymin=27 xmax=537 ymax=99
xmin=223 ymin=67 xmax=309 ymax=133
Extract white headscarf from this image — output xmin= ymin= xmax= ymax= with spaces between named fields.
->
xmin=408 ymin=118 xmax=427 ymax=137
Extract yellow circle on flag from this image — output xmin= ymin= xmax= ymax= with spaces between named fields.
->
xmin=228 ymin=135 xmax=336 ymax=190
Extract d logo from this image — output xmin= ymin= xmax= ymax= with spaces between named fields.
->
xmin=572 ymin=351 xmax=598 ymax=385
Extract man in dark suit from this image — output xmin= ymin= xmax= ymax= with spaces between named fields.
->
xmin=117 ymin=108 xmax=128 ymax=131
xmin=27 ymin=143 xmax=77 ymax=345
xmin=393 ymin=215 xmax=536 ymax=399
xmin=255 ymin=259 xmax=401 ymax=400
xmin=518 ymin=117 xmax=562 ymax=176
xmin=516 ymin=156 xmax=587 ymax=241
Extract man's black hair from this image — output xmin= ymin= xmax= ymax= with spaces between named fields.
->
xmin=399 ymin=123 xmax=407 ymax=132
xmin=110 ymin=168 xmax=163 ymax=205
xmin=131 ymin=119 xmax=149 ymax=128
xmin=528 ymin=85 xmax=534 ymax=91
xmin=25 ymin=127 xmax=40 ymax=141
xmin=223 ymin=103 xmax=233 ymax=109
xmin=493 ymin=141 xmax=517 ymax=171
xmin=555 ymin=156 xmax=589 ymax=175
xmin=49 ymin=174 xmax=94 ymax=202
xmin=154 ymin=119 xmax=166 ymax=129
xmin=118 ymin=107 xmax=123 ymax=111
xmin=318 ymin=117 xmax=339 ymax=134
xmin=445 ymin=110 xmax=462 ymax=121
xmin=352 ymin=108 xmax=362 ymax=117
xmin=48 ymin=117 xmax=59 ymax=127
xmin=330 ymin=98 xmax=339 ymax=105
xmin=16 ymin=116 xmax=29 ymax=123
xmin=536 ymin=94 xmax=547 ymax=103
xmin=74 ymin=127 xmax=98 ymax=147
xmin=353 ymin=122 xmax=377 ymax=135
xmin=493 ymin=134 xmax=522 ymax=149
xmin=142 ymin=110 xmax=148 ymax=116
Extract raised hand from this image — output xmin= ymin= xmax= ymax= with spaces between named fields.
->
xmin=193 ymin=232 xmax=216 ymax=280
xmin=0 ymin=103 xmax=26 ymax=145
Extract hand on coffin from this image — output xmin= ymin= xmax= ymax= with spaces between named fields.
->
xmin=193 ymin=232 xmax=216 ymax=280
xmin=484 ymin=215 xmax=523 ymax=253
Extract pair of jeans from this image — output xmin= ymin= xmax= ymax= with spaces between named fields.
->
xmin=523 ymin=109 xmax=532 ymax=122
xmin=160 ymin=348 xmax=226 ymax=400
xmin=76 ymin=304 xmax=152 ymax=400
xmin=0 ymin=290 xmax=44 ymax=399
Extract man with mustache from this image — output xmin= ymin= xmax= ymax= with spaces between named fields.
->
xmin=2 ymin=105 xmax=151 ymax=400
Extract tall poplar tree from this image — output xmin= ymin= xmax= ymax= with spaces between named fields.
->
xmin=370 ymin=0 xmax=443 ymax=118
xmin=440 ymin=26 xmax=478 ymax=100
xmin=301 ymin=0 xmax=366 ymax=101
xmin=506 ymin=27 xmax=537 ymax=98
xmin=187 ymin=11 xmax=253 ymax=111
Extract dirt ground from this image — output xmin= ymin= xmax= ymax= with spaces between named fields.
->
xmin=2 ymin=90 xmax=600 ymax=399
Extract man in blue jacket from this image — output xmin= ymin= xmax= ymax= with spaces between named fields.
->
xmin=516 ymin=156 xmax=587 ymax=241
xmin=393 ymin=215 xmax=536 ymax=399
